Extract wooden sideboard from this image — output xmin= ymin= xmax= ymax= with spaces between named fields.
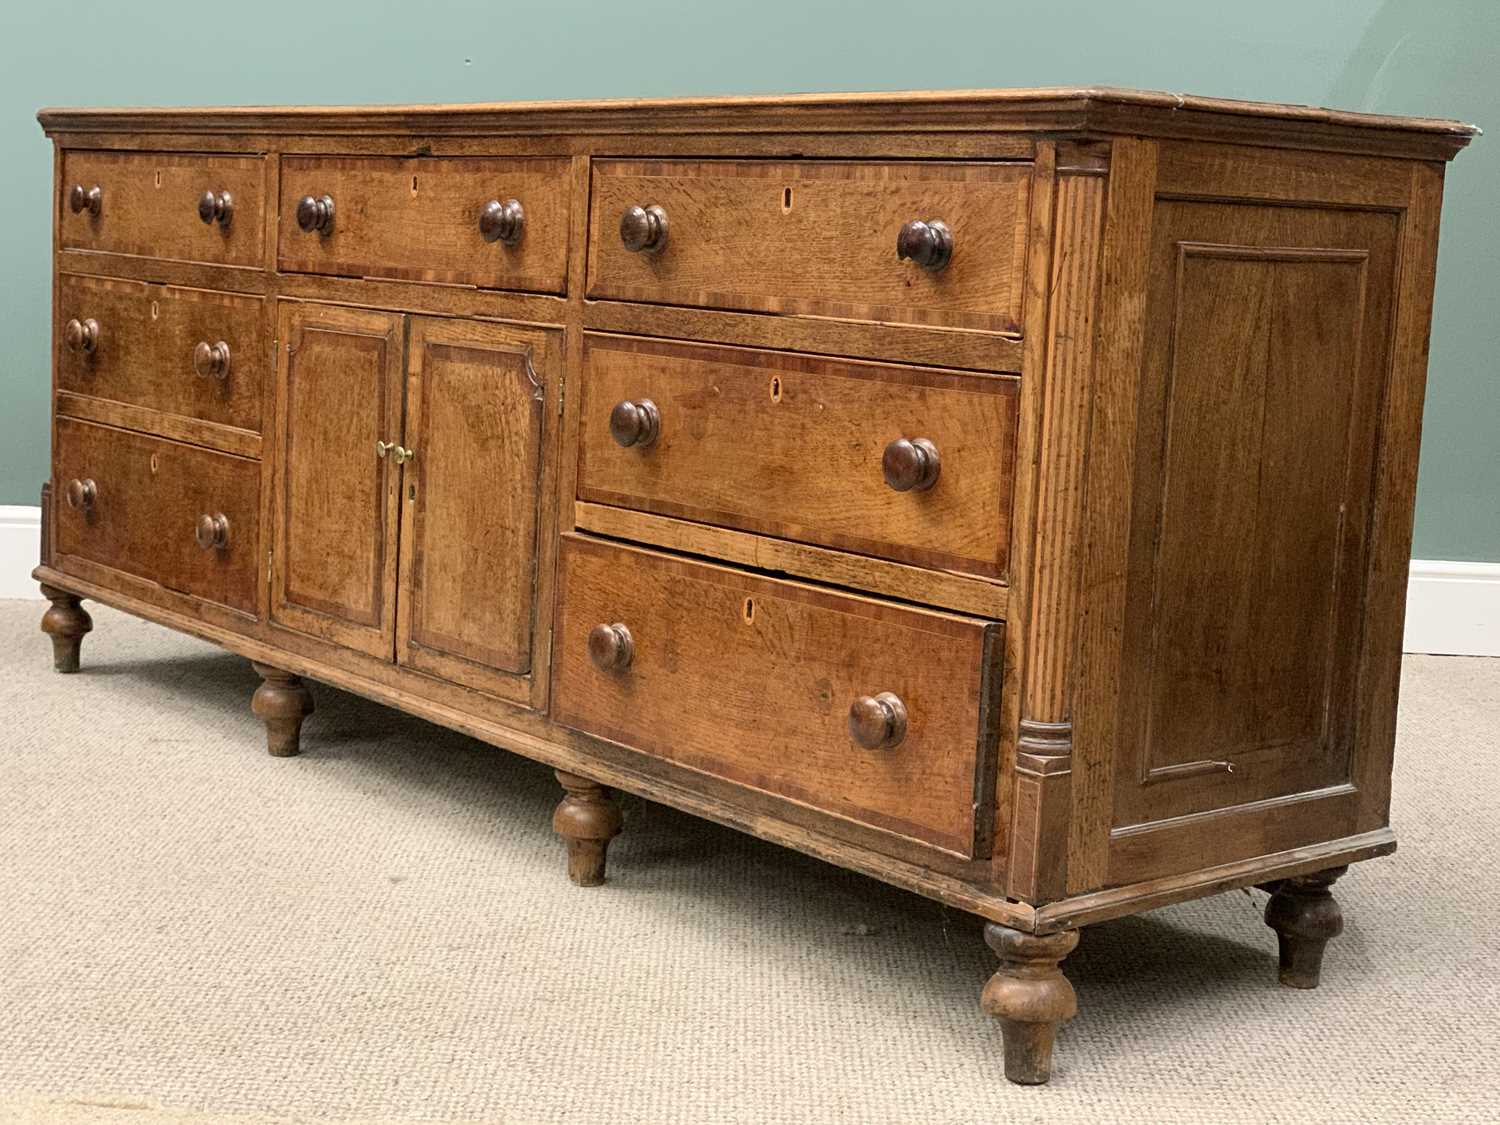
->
xmin=33 ymin=89 xmax=1475 ymax=1084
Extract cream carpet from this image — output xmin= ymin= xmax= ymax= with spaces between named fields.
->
xmin=1 ymin=600 xmax=1496 ymax=1124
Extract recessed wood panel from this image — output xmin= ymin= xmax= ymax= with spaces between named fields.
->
xmin=576 ymin=335 xmax=1019 ymax=578
xmin=551 ymin=535 xmax=1004 ymax=858
xmin=271 ymin=303 xmax=405 ymax=659
xmin=53 ymin=418 xmax=260 ymax=615
xmin=586 ymin=159 xmax=1030 ymax=331
xmin=1112 ymin=201 xmax=1401 ymax=834
xmin=59 ymin=150 xmax=265 ymax=267
xmin=395 ymin=318 xmax=555 ymax=702
xmin=57 ymin=274 xmax=266 ymax=434
xmin=278 ymin=156 xmax=571 ymax=291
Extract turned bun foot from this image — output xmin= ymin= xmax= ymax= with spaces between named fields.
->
xmin=39 ymin=584 xmax=92 ymax=674
xmin=251 ymin=662 xmax=314 ymax=757
xmin=553 ymin=771 xmax=623 ymax=886
xmin=1264 ymin=865 xmax=1346 ymax=989
xmin=981 ymin=923 xmax=1080 ymax=1085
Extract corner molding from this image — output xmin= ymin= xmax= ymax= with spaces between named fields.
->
xmin=0 ymin=505 xmax=41 ymax=600
xmin=1404 ymin=559 xmax=1500 ymax=657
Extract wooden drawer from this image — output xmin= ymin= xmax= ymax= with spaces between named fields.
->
xmin=59 ymin=151 xmax=266 ymax=267
xmin=552 ymin=535 xmax=1003 ymax=857
xmin=277 ymin=156 xmax=571 ymax=291
xmin=57 ymin=275 xmax=266 ymax=434
xmin=53 ymin=418 xmax=261 ymax=616
xmin=576 ymin=335 xmax=1019 ymax=578
xmin=586 ymin=159 xmax=1031 ymax=332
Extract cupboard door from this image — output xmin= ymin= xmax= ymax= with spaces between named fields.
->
xmin=395 ymin=318 xmax=556 ymax=703
xmin=271 ymin=302 xmax=405 ymax=659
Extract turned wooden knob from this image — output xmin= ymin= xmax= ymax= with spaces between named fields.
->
xmin=68 ymin=184 xmax=102 ymax=216
xmin=64 ymin=317 xmax=100 ymax=354
xmin=65 ymin=478 xmax=97 ymax=512
xmin=197 ymin=189 xmax=234 ymax=227
xmin=479 ymin=198 xmax=525 ymax=245
xmin=882 ymin=437 xmax=941 ymax=492
xmin=296 ymin=194 xmax=335 ymax=234
xmin=194 ymin=512 xmax=231 ymax=550
xmin=609 ymin=398 xmax=660 ymax=448
xmin=897 ymin=219 xmax=952 ymax=271
xmin=588 ymin=623 xmax=634 ymax=671
xmin=848 ymin=692 xmax=907 ymax=750
xmin=619 ymin=204 xmax=669 ymax=253
xmin=193 ymin=340 xmax=231 ymax=379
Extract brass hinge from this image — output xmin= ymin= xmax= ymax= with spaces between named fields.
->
xmin=266 ymin=549 xmax=272 ymax=589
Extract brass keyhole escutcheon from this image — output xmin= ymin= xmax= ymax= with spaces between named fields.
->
xmin=769 ymin=376 xmax=782 ymax=403
xmin=742 ymin=597 xmax=755 ymax=624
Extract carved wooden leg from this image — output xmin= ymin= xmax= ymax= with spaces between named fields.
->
xmin=39 ymin=584 xmax=92 ymax=674
xmin=981 ymin=923 xmax=1080 ymax=1085
xmin=552 ymin=771 xmax=623 ymax=886
xmin=251 ymin=662 xmax=314 ymax=758
xmin=1264 ymin=865 xmax=1346 ymax=989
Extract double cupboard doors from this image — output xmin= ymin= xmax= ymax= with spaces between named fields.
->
xmin=270 ymin=301 xmax=558 ymax=708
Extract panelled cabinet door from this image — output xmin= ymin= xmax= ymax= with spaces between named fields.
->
xmin=395 ymin=318 xmax=556 ymax=704
xmin=271 ymin=302 xmax=405 ymax=659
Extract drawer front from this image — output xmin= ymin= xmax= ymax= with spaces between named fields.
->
xmin=552 ymin=536 xmax=1003 ymax=857
xmin=58 ymin=275 xmax=266 ymax=433
xmin=60 ymin=151 xmax=266 ymax=267
xmin=54 ymin=418 xmax=261 ymax=615
xmin=577 ymin=335 xmax=1019 ymax=578
xmin=278 ymin=156 xmax=571 ymax=291
xmin=586 ymin=160 xmax=1031 ymax=331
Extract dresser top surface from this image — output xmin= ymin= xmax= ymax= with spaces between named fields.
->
xmin=38 ymin=87 xmax=1477 ymax=161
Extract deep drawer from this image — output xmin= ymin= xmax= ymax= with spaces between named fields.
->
xmin=53 ymin=418 xmax=261 ymax=615
xmin=576 ymin=335 xmax=1019 ymax=578
xmin=551 ymin=535 xmax=1003 ymax=857
xmin=278 ymin=156 xmax=572 ymax=291
xmin=57 ymin=275 xmax=266 ymax=434
xmin=586 ymin=159 xmax=1031 ymax=332
xmin=59 ymin=150 xmax=266 ymax=267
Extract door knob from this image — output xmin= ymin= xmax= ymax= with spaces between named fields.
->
xmin=193 ymin=340 xmax=231 ymax=379
xmin=588 ymin=623 xmax=634 ymax=672
xmin=296 ymin=194 xmax=335 ymax=234
xmin=882 ymin=438 xmax=941 ymax=492
xmin=897 ymin=219 xmax=952 ymax=271
xmin=197 ymin=190 xmax=234 ymax=227
xmin=195 ymin=512 xmax=231 ymax=550
xmin=64 ymin=318 xmax=100 ymax=354
xmin=619 ymin=204 xmax=669 ymax=253
xmin=68 ymin=184 xmax=102 ymax=216
xmin=480 ymin=198 xmax=525 ymax=245
xmin=848 ymin=692 xmax=908 ymax=750
xmin=609 ymin=399 xmax=660 ymax=448
xmin=65 ymin=478 xmax=97 ymax=512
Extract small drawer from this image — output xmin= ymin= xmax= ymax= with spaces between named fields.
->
xmin=586 ymin=159 xmax=1031 ymax=332
xmin=58 ymin=275 xmax=266 ymax=434
xmin=60 ymin=151 xmax=266 ymax=267
xmin=53 ymin=417 xmax=261 ymax=615
xmin=552 ymin=535 xmax=1003 ymax=857
xmin=278 ymin=156 xmax=571 ymax=292
xmin=576 ymin=335 xmax=1019 ymax=578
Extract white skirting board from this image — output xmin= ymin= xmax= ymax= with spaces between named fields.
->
xmin=1 ymin=503 xmax=1496 ymax=655
xmin=0 ymin=505 xmax=42 ymax=600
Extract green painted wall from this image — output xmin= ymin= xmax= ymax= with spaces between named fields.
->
xmin=2 ymin=0 xmax=1494 ymax=558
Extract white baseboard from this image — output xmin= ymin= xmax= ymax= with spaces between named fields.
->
xmin=0 ymin=505 xmax=41 ymax=600
xmin=1 ymin=503 xmax=1495 ymax=655
xmin=1403 ymin=559 xmax=1500 ymax=657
